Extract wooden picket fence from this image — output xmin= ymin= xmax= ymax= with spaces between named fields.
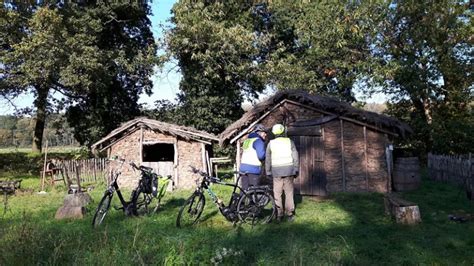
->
xmin=51 ymin=158 xmax=110 ymax=185
xmin=427 ymin=153 xmax=473 ymax=195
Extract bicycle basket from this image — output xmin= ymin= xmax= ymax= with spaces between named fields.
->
xmin=141 ymin=172 xmax=158 ymax=194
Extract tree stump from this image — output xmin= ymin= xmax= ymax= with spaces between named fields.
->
xmin=55 ymin=193 xmax=92 ymax=220
xmin=384 ymin=193 xmax=421 ymax=225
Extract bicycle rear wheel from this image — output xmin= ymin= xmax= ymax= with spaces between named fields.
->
xmin=237 ymin=189 xmax=275 ymax=225
xmin=92 ymin=192 xmax=113 ymax=228
xmin=176 ymin=192 xmax=205 ymax=228
xmin=131 ymin=188 xmax=154 ymax=216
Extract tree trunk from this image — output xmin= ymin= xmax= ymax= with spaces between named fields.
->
xmin=32 ymin=87 xmax=49 ymax=153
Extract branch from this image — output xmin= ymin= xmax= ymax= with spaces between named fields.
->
xmin=51 ymin=82 xmax=85 ymax=100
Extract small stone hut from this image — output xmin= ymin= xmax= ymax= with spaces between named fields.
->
xmin=220 ymin=90 xmax=412 ymax=196
xmin=92 ymin=117 xmax=218 ymax=189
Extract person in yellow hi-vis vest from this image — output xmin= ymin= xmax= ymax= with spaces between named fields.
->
xmin=239 ymin=124 xmax=267 ymax=190
xmin=265 ymin=124 xmax=299 ymax=222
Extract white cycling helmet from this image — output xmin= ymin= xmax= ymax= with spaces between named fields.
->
xmin=272 ymin=124 xmax=285 ymax=135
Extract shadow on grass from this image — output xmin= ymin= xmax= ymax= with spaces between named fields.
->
xmin=1 ymin=178 xmax=474 ymax=265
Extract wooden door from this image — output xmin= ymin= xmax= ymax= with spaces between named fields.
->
xmin=291 ymin=135 xmax=327 ymax=196
xmin=142 ymin=162 xmax=174 ymax=178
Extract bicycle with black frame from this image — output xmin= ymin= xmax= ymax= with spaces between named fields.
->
xmin=176 ymin=166 xmax=276 ymax=227
xmin=92 ymin=157 xmax=171 ymax=228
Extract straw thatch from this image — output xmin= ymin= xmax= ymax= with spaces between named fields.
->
xmin=220 ymin=90 xmax=412 ymax=144
xmin=92 ymin=117 xmax=218 ymax=152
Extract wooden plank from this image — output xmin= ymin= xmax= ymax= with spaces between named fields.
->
xmin=229 ymin=101 xmax=286 ymax=144
xmin=340 ymin=120 xmax=346 ymax=192
xmin=284 ymin=99 xmax=399 ymax=136
xmin=291 ymin=136 xmax=301 ymax=194
xmin=287 ymin=125 xmax=322 ymax=136
xmin=364 ymin=126 xmax=369 ymax=191
xmin=236 ymin=140 xmax=241 ymax=173
xmin=302 ymin=136 xmax=311 ymax=195
xmin=201 ymin=143 xmax=207 ymax=173
xmin=139 ymin=126 xmax=143 ymax=164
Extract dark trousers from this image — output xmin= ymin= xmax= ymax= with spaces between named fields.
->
xmin=240 ymin=173 xmax=260 ymax=191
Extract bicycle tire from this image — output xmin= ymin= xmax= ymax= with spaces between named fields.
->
xmin=237 ymin=189 xmax=276 ymax=225
xmin=131 ymin=187 xmax=154 ymax=216
xmin=92 ymin=192 xmax=113 ymax=228
xmin=176 ymin=192 xmax=205 ymax=228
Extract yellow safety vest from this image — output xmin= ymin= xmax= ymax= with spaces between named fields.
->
xmin=241 ymin=138 xmax=261 ymax=166
xmin=269 ymin=137 xmax=293 ymax=167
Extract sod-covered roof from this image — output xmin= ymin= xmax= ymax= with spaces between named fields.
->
xmin=220 ymin=90 xmax=412 ymax=144
xmin=92 ymin=117 xmax=218 ymax=152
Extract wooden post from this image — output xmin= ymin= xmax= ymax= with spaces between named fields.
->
xmin=340 ymin=120 xmax=346 ymax=192
xmin=235 ymin=140 xmax=241 ymax=183
xmin=139 ymin=126 xmax=143 ymax=164
xmin=201 ymin=143 xmax=207 ymax=174
xmin=364 ymin=126 xmax=369 ymax=191
xmin=40 ymin=139 xmax=49 ymax=192
xmin=173 ymin=139 xmax=178 ymax=189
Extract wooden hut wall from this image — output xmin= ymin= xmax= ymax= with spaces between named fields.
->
xmin=238 ymin=101 xmax=390 ymax=194
xmin=108 ymin=129 xmax=205 ymax=189
xmin=323 ymin=119 xmax=343 ymax=192
xmin=176 ymin=140 xmax=205 ymax=189
xmin=366 ymin=129 xmax=389 ymax=192
xmin=342 ymin=121 xmax=368 ymax=192
xmin=109 ymin=130 xmax=143 ymax=188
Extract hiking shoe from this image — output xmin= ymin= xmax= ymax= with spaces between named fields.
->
xmin=287 ymin=215 xmax=295 ymax=222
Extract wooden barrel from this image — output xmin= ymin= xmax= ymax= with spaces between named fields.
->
xmin=393 ymin=157 xmax=421 ymax=191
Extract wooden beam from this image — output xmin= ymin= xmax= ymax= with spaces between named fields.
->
xmin=201 ymin=143 xmax=207 ymax=174
xmin=139 ymin=126 xmax=143 ymax=164
xmin=340 ymin=119 xmax=346 ymax=192
xmin=364 ymin=126 xmax=369 ymax=191
xmin=99 ymin=127 xmax=139 ymax=153
xmin=285 ymin=100 xmax=399 ymax=137
xmin=236 ymin=140 xmax=241 ymax=173
xmin=92 ymin=121 xmax=140 ymax=149
xmin=230 ymin=100 xmax=286 ymax=144
xmin=174 ymin=138 xmax=178 ymax=189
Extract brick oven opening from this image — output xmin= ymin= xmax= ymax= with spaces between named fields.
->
xmin=142 ymin=143 xmax=174 ymax=162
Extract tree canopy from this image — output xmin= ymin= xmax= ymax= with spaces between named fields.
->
xmin=0 ymin=1 xmax=157 ymax=150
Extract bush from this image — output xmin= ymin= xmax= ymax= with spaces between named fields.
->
xmin=0 ymin=149 xmax=90 ymax=176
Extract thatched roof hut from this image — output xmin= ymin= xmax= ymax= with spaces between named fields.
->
xmin=220 ymin=90 xmax=411 ymax=196
xmin=92 ymin=117 xmax=218 ymax=189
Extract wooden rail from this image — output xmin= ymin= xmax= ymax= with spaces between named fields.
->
xmin=51 ymin=158 xmax=109 ymax=185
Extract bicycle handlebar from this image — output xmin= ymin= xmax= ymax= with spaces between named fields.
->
xmin=110 ymin=156 xmax=152 ymax=173
xmin=189 ymin=166 xmax=221 ymax=183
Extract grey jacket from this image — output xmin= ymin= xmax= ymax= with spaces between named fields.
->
xmin=265 ymin=137 xmax=299 ymax=178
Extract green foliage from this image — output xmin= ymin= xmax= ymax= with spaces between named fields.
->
xmin=263 ymin=1 xmax=385 ymax=102
xmin=1 ymin=2 xmax=158 ymax=149
xmin=165 ymin=1 xmax=266 ymax=133
xmin=1 ymin=175 xmax=473 ymax=264
xmin=374 ymin=1 xmax=473 ymax=154
xmin=163 ymin=1 xmax=388 ymax=134
xmin=63 ymin=3 xmax=158 ymax=146
xmin=0 ymin=114 xmax=77 ymax=148
xmin=0 ymin=150 xmax=87 ymax=177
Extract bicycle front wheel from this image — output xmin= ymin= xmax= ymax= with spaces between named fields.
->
xmin=176 ymin=192 xmax=205 ymax=228
xmin=237 ymin=189 xmax=276 ymax=226
xmin=92 ymin=192 xmax=113 ymax=228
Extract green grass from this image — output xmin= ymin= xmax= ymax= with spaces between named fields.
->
xmin=1 ymin=175 xmax=473 ymax=265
